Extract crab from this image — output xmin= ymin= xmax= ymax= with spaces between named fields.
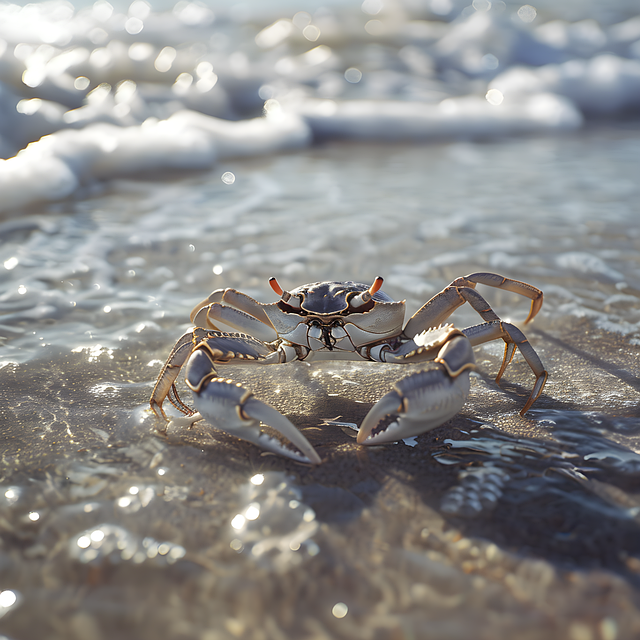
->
xmin=150 ymin=272 xmax=547 ymax=464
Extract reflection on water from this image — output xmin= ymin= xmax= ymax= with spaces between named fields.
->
xmin=229 ymin=472 xmax=320 ymax=571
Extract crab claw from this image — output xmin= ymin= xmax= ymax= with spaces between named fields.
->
xmin=357 ymin=335 xmax=475 ymax=445
xmin=185 ymin=350 xmax=321 ymax=464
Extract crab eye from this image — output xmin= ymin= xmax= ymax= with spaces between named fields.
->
xmin=350 ymin=276 xmax=384 ymax=309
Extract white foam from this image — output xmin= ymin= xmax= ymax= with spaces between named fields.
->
xmin=292 ymin=93 xmax=582 ymax=140
xmin=0 ymin=111 xmax=311 ymax=212
xmin=491 ymin=54 xmax=640 ymax=114
xmin=0 ymin=1 xmax=639 ymax=212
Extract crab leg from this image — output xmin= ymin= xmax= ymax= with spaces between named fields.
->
xmin=150 ymin=328 xmax=279 ymax=421
xmin=185 ymin=349 xmax=321 ymax=464
xmin=150 ymin=329 xmax=200 ymax=421
xmin=191 ymin=302 xmax=277 ymax=343
xmin=404 ymin=272 xmax=543 ymax=338
xmin=463 ymin=320 xmax=547 ymax=415
xmin=358 ymin=333 xmax=476 ymax=445
xmin=190 ymin=288 xmax=272 ymax=326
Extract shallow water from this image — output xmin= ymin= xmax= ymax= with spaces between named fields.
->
xmin=1 ymin=123 xmax=640 ymax=639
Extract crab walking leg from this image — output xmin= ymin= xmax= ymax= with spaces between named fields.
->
xmin=191 ymin=302 xmax=277 ymax=343
xmin=463 ymin=320 xmax=548 ymax=415
xmin=404 ymin=272 xmax=543 ymax=338
xmin=185 ymin=349 xmax=321 ymax=464
xmin=151 ymin=328 xmax=279 ymax=423
xmin=150 ymin=329 xmax=200 ymax=421
xmin=358 ymin=334 xmax=476 ymax=445
xmin=462 ymin=272 xmax=544 ymax=324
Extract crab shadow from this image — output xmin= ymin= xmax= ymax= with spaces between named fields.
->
xmin=216 ymin=395 xmax=640 ymax=586
xmin=147 ymin=342 xmax=640 ymax=585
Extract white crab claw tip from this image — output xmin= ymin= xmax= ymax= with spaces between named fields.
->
xmin=257 ymin=433 xmax=317 ymax=464
xmin=357 ymin=390 xmax=403 ymax=444
xmin=244 ymin=398 xmax=322 ymax=464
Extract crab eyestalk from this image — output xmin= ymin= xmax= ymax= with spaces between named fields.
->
xmin=350 ymin=276 xmax=384 ymax=309
xmin=269 ymin=276 xmax=302 ymax=309
xmin=269 ymin=276 xmax=286 ymax=299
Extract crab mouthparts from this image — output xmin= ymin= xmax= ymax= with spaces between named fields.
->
xmin=321 ymin=325 xmax=336 ymax=350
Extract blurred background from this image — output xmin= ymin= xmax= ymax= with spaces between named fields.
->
xmin=1 ymin=1 xmax=640 ymax=639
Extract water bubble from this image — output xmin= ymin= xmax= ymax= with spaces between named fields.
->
xmin=90 ymin=529 xmax=105 ymax=542
xmin=77 ymin=536 xmax=91 ymax=549
xmin=16 ymin=98 xmax=42 ymax=116
xmin=255 ymin=19 xmax=293 ymax=48
xmin=74 ymin=76 xmax=90 ymax=90
xmin=471 ymin=0 xmax=491 ymax=13
xmin=213 ymin=264 xmax=224 ymax=275
xmin=258 ymin=84 xmax=275 ymax=100
xmin=231 ymin=472 xmax=319 ymax=571
xmin=93 ymin=0 xmax=113 ymax=21
xmin=361 ymin=0 xmax=383 ymax=15
xmin=71 ymin=524 xmax=185 ymax=566
xmin=332 ymin=602 xmax=348 ymax=618
xmin=473 ymin=0 xmax=491 ymax=11
xmin=344 ymin=68 xmax=362 ymax=83
xmin=221 ymin=172 xmax=235 ymax=185
xmin=482 ymin=54 xmax=499 ymax=70
xmin=154 ymin=46 xmax=176 ymax=72
xmin=486 ymin=89 xmax=504 ymax=105
xmin=125 ymin=16 xmax=144 ymax=34
xmin=245 ymin=504 xmax=260 ymax=521
xmin=302 ymin=24 xmax=321 ymax=42
xmin=0 ymin=590 xmax=17 ymax=609
xmin=517 ymin=4 xmax=537 ymax=23
xmin=169 ymin=546 xmax=186 ymax=560
xmin=172 ymin=72 xmax=193 ymax=95
xmin=292 ymin=11 xmax=311 ymax=29
xmin=364 ymin=20 xmax=383 ymax=35
xmin=128 ymin=42 xmax=153 ymax=61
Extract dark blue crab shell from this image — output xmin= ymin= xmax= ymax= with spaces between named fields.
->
xmin=288 ymin=280 xmax=393 ymax=314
